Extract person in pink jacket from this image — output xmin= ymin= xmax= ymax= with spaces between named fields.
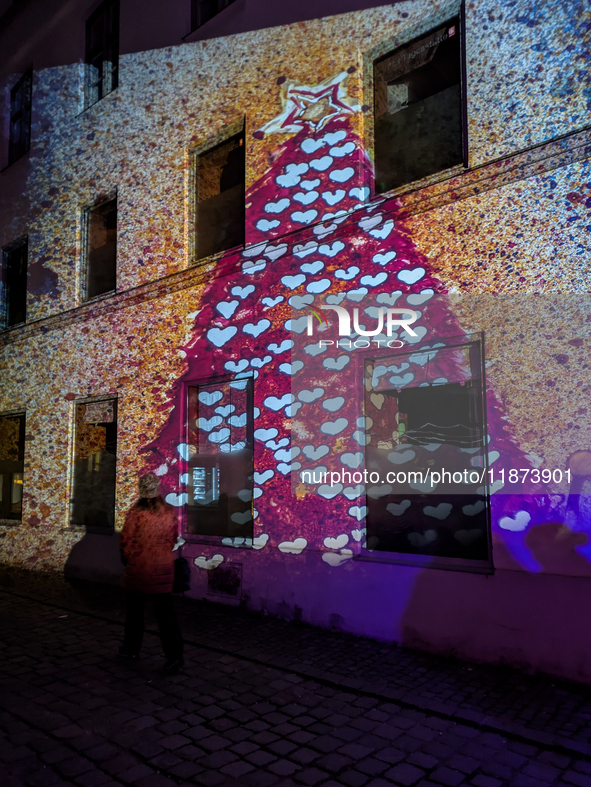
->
xmin=119 ymin=473 xmax=184 ymax=673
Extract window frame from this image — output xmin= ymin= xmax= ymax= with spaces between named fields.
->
xmin=357 ymin=332 xmax=493 ymax=575
xmin=69 ymin=395 xmax=118 ymax=532
xmin=0 ymin=410 xmax=26 ymax=524
xmin=189 ymin=119 xmax=246 ymax=264
xmin=8 ymin=70 xmax=32 ymax=165
xmin=179 ymin=374 xmax=255 ymax=546
xmin=1 ymin=237 xmax=28 ymax=330
xmin=362 ymin=1 xmax=468 ymax=199
xmin=82 ymin=193 xmax=117 ymax=302
xmin=84 ymin=0 xmax=120 ymax=109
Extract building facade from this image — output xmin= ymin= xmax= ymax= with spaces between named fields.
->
xmin=1 ymin=0 xmax=591 ymax=681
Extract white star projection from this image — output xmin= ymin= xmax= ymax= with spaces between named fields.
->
xmin=258 ymin=71 xmax=361 ymax=135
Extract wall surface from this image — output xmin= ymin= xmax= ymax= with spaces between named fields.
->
xmin=1 ymin=0 xmax=591 ymax=682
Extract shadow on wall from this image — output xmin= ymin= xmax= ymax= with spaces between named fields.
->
xmin=399 ymin=518 xmax=591 ymax=682
xmin=64 ymin=525 xmax=124 ymax=586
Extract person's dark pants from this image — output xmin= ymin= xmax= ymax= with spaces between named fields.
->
xmin=123 ymin=591 xmax=183 ymax=660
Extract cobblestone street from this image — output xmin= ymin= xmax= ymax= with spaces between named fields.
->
xmin=2 ymin=571 xmax=591 ymax=787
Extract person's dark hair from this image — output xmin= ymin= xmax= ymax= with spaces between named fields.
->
xmin=136 ymin=495 xmax=165 ymax=511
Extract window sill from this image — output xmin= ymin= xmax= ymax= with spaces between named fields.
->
xmin=76 ymin=87 xmax=120 ymax=119
xmin=1 ymin=320 xmax=26 ymax=333
xmin=181 ymin=535 xmax=254 ymax=550
xmin=353 ymin=551 xmax=493 ymax=575
xmin=82 ymin=288 xmax=117 ymax=306
xmin=192 ymin=241 xmax=245 ymax=269
xmin=68 ymin=523 xmax=115 ymax=534
xmin=374 ymin=162 xmax=467 ymax=203
xmin=0 ymin=149 xmax=30 ymax=173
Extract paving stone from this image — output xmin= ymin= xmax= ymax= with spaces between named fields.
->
xmin=315 ymin=752 xmax=353 ymax=772
xmin=538 ymin=750 xmax=570 ymax=769
xmin=306 ymin=735 xmax=341 ymax=754
xmin=494 ymin=749 xmax=528 ymax=769
xmin=521 ymin=760 xmax=561 ymax=782
xmin=289 ymin=731 xmax=317 ymax=746
xmin=269 ymin=740 xmax=299 ymax=756
xmin=158 ymin=719 xmax=188 ymax=735
xmin=391 ymin=735 xmax=424 ymax=754
xmin=245 ymin=749 xmax=278 ymax=767
xmin=428 ymin=766 xmax=465 ymax=786
xmin=290 ymin=747 xmax=319 ymax=766
xmin=25 ymin=768 xmax=64 ymax=787
xmin=445 ymin=754 xmax=479 ymax=774
xmin=421 ymin=742 xmax=455 ymax=760
xmin=355 ymin=757 xmax=389 ymax=776
xmin=85 ymin=744 xmax=120 ymax=763
xmin=101 ymin=753 xmax=140 ymax=775
xmin=369 ymin=746 xmax=404 ymax=767
xmin=134 ymin=775 xmax=177 ymax=787
xmin=53 ymin=724 xmax=85 ymax=739
xmin=385 ymin=762 xmax=426 ymax=785
xmin=408 ymin=726 xmax=439 ymax=743
xmin=118 ymin=763 xmax=155 ymax=782
xmin=506 ymin=741 xmax=538 ymax=757
xmin=292 ymin=767 xmax=329 ymax=784
xmin=39 ymin=746 xmax=71 ymax=766
xmin=197 ymin=734 xmax=231 ymax=752
xmin=54 ymin=755 xmax=94 ymax=777
xmin=470 ymin=776 xmax=503 ymax=787
xmin=478 ymin=759 xmax=512 ymax=781
xmin=339 ymin=770 xmax=370 ymax=787
xmin=337 ymin=743 xmax=374 ymax=760
xmin=563 ymin=772 xmax=591 ymax=787
xmin=4 ymin=578 xmax=591 ymax=787
xmin=220 ymin=760 xmax=256 ymax=778
xmin=74 ymin=769 xmax=112 ymax=787
xmin=458 ymin=743 xmax=497 ymax=762
xmin=267 ymin=758 xmax=301 ymax=776
xmin=159 ymin=733 xmax=191 ymax=750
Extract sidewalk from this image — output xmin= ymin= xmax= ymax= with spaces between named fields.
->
xmin=2 ymin=568 xmax=591 ymax=787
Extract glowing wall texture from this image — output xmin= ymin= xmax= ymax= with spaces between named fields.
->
xmin=1 ymin=0 xmax=591 ymax=678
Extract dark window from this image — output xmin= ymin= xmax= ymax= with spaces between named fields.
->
xmin=364 ymin=337 xmax=491 ymax=567
xmin=191 ymin=0 xmax=237 ymax=30
xmin=70 ymin=399 xmax=117 ymax=532
xmin=0 ymin=413 xmax=25 ymax=521
xmin=195 ymin=130 xmax=245 ymax=260
xmin=9 ymin=70 xmax=32 ymax=164
xmin=184 ymin=378 xmax=253 ymax=540
xmin=374 ymin=18 xmax=463 ymax=193
xmin=2 ymin=238 xmax=27 ymax=328
xmin=85 ymin=0 xmax=119 ymax=106
xmin=86 ymin=197 xmax=117 ymax=299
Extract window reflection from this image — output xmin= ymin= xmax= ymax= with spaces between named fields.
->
xmin=70 ymin=400 xmax=117 ymax=532
xmin=0 ymin=413 xmax=25 ymax=521
xmin=185 ymin=378 xmax=253 ymax=539
xmin=364 ymin=338 xmax=490 ymax=563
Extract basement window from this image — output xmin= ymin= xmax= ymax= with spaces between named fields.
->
xmin=9 ymin=70 xmax=32 ymax=164
xmin=2 ymin=238 xmax=28 ymax=328
xmin=0 ymin=413 xmax=25 ymax=521
xmin=374 ymin=18 xmax=463 ymax=193
xmin=363 ymin=336 xmax=492 ymax=571
xmin=85 ymin=197 xmax=117 ymax=299
xmin=184 ymin=378 xmax=253 ymax=540
xmin=195 ymin=130 xmax=245 ymax=260
xmin=70 ymin=399 xmax=117 ymax=532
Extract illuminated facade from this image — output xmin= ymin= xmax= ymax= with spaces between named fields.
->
xmin=1 ymin=0 xmax=591 ymax=681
